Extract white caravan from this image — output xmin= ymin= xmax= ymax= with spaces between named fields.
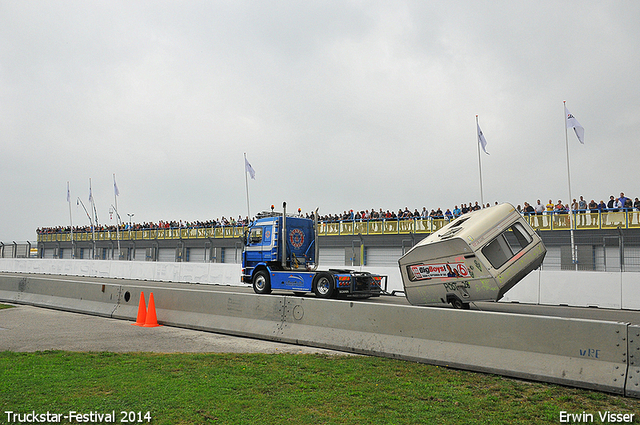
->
xmin=398 ymin=203 xmax=546 ymax=309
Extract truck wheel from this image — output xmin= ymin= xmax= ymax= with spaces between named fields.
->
xmin=313 ymin=272 xmax=334 ymax=299
xmin=252 ymin=270 xmax=271 ymax=295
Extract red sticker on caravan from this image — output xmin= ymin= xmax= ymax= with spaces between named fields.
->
xmin=409 ymin=262 xmax=469 ymax=280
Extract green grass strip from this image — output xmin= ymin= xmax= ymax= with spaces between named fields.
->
xmin=1 ymin=351 xmax=638 ymax=424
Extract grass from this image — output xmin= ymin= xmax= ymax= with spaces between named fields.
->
xmin=1 ymin=351 xmax=638 ymax=424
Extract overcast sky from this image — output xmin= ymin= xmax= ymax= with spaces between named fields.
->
xmin=1 ymin=1 xmax=639 ymax=242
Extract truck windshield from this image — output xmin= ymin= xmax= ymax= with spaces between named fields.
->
xmin=249 ymin=228 xmax=263 ymax=244
xmin=481 ymin=222 xmax=533 ymax=269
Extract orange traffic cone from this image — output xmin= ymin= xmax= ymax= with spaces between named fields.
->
xmin=142 ymin=292 xmax=161 ymax=327
xmin=131 ymin=291 xmax=146 ymax=326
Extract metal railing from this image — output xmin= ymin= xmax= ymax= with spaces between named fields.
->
xmin=37 ymin=226 xmax=246 ymax=242
xmin=36 ymin=210 xmax=640 ymax=242
xmin=523 ymin=210 xmax=640 ymax=232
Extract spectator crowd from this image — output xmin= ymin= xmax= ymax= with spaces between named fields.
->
xmin=37 ymin=192 xmax=640 ymax=235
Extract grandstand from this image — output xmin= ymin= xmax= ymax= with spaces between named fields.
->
xmin=28 ymin=209 xmax=640 ymax=272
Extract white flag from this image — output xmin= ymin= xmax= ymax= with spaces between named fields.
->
xmin=477 ymin=123 xmax=489 ymax=155
xmin=113 ymin=174 xmax=120 ymax=196
xmin=245 ymin=157 xmax=256 ymax=180
xmin=565 ymin=104 xmax=584 ymax=144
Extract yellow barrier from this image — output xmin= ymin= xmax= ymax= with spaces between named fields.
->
xmin=35 ymin=211 xmax=640 ymax=242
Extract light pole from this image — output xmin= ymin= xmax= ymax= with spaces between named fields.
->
xmin=127 ymin=213 xmax=135 ymax=261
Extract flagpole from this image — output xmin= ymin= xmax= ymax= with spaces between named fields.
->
xmin=89 ymin=178 xmax=96 ymax=258
xmin=67 ymin=182 xmax=75 ymax=259
xmin=113 ymin=173 xmax=120 ymax=260
xmin=476 ymin=115 xmax=485 ymax=207
xmin=244 ymin=153 xmax=251 ymax=221
xmin=564 ymin=101 xmax=577 ymax=270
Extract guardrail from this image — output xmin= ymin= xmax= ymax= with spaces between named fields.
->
xmin=36 ymin=210 xmax=640 ymax=243
xmin=0 ymin=273 xmax=637 ymax=398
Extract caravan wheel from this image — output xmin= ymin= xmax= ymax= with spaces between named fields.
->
xmin=450 ymin=297 xmax=470 ymax=310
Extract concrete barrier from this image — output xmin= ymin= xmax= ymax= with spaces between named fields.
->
xmin=0 ymin=273 xmax=636 ymax=397
xmin=540 ymin=271 xmax=622 ymax=308
xmin=627 ymin=325 xmax=640 ymax=399
xmin=0 ymin=274 xmax=121 ymax=317
xmin=500 ymin=269 xmax=640 ymax=311
xmin=2 ymin=259 xmax=640 ymax=310
xmin=622 ymin=275 xmax=640 ymax=310
xmin=112 ymin=285 xmax=288 ymax=340
xmin=276 ymin=296 xmax=629 ymax=395
xmin=0 ymin=259 xmax=244 ymax=287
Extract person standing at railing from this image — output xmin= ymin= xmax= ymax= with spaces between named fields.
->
xmin=623 ymin=197 xmax=633 ymax=226
xmin=622 ymin=195 xmax=633 ymax=226
xmin=570 ymin=199 xmax=579 ymax=228
xmin=614 ymin=197 xmax=626 ymax=226
xmin=606 ymin=196 xmax=617 ymax=226
xmin=634 ymin=198 xmax=640 ymax=225
xmin=523 ymin=203 xmax=534 ymax=225
xmin=589 ymin=199 xmax=599 ymax=226
xmin=546 ymin=200 xmax=555 ymax=227
xmin=578 ymin=196 xmax=587 ymax=226
xmin=534 ymin=200 xmax=545 ymax=228
xmin=555 ymin=200 xmax=567 ymax=227
xmin=619 ymin=193 xmax=630 ymax=211
xmin=598 ymin=200 xmax=607 ymax=218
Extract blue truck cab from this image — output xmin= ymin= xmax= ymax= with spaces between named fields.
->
xmin=241 ymin=203 xmax=384 ymax=298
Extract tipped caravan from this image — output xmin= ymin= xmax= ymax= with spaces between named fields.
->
xmin=398 ymin=203 xmax=546 ymax=309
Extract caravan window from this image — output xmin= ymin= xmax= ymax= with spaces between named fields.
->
xmin=481 ymin=222 xmax=533 ymax=269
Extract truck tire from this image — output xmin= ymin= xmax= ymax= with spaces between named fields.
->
xmin=252 ymin=270 xmax=271 ymax=295
xmin=313 ymin=272 xmax=335 ymax=299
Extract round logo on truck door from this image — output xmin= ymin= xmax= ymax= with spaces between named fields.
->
xmin=289 ymin=229 xmax=304 ymax=249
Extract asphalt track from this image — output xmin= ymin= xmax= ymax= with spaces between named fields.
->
xmin=2 ymin=273 xmax=640 ymax=353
